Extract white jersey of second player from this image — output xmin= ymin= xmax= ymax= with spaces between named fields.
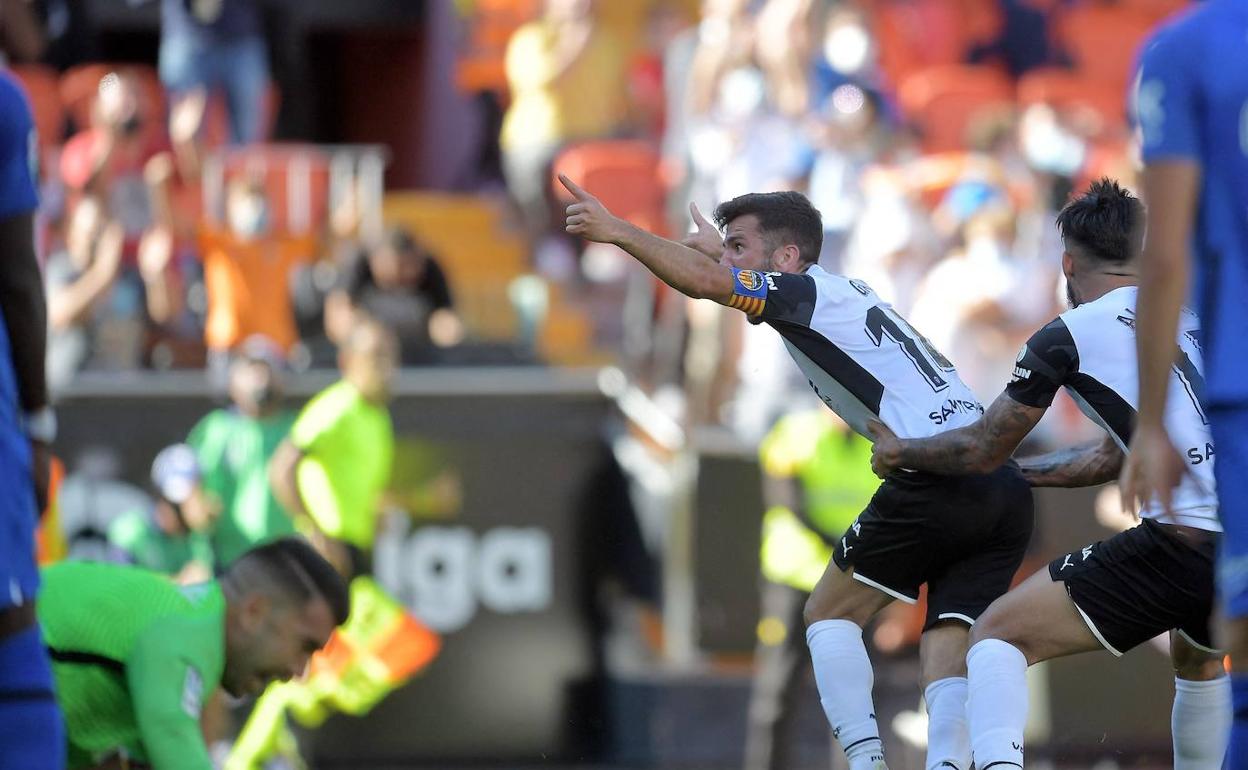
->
xmin=1008 ymin=285 xmax=1219 ymax=531
xmin=726 ymin=264 xmax=984 ymax=440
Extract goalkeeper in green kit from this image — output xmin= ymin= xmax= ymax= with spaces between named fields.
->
xmin=37 ymin=538 xmax=349 ymax=770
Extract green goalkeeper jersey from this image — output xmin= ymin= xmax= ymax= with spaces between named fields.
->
xmin=37 ymin=561 xmax=225 ymax=769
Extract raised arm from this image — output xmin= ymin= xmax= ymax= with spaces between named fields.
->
xmin=1120 ymin=29 xmax=1203 ymax=515
xmin=868 ymin=392 xmax=1046 ymax=478
xmin=269 ymin=439 xmax=309 ymax=521
xmin=1016 ymin=433 xmax=1124 ymax=488
xmin=560 ymin=175 xmax=734 ymax=303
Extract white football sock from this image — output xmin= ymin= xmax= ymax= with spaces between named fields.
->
xmin=1172 ymin=675 xmax=1231 ymax=769
xmin=807 ymin=619 xmax=886 ymax=770
xmin=925 ymin=676 xmax=970 ymax=770
xmin=966 ymin=639 xmax=1028 ymax=769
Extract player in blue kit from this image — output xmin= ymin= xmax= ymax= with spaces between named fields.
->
xmin=0 ymin=70 xmax=64 ymax=769
xmin=1119 ymin=1 xmax=1248 ymax=765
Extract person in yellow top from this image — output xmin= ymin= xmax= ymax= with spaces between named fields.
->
xmin=745 ymin=408 xmax=881 ymax=770
xmin=270 ymin=318 xmax=397 ymax=578
xmin=500 ymin=0 xmax=626 ymax=236
xmin=234 ymin=318 xmax=408 ymax=770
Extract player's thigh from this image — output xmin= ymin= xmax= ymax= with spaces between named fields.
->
xmin=804 ymin=560 xmax=895 ymax=628
xmin=1170 ymin=629 xmax=1226 ymax=681
xmin=811 ymin=478 xmax=942 ymax=627
xmin=969 ymin=567 xmax=1102 ymax=665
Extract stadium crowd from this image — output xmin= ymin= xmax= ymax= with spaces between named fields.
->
xmin=0 ymin=0 xmax=1216 ymax=767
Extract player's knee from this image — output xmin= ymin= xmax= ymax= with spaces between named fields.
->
xmin=802 ymin=592 xmax=831 ymax=627
xmin=802 ymin=589 xmax=868 ymax=628
xmin=1172 ymin=635 xmax=1225 ymax=680
xmin=967 ymin=606 xmax=1027 ymax=655
xmin=1175 ymin=656 xmax=1226 ymax=681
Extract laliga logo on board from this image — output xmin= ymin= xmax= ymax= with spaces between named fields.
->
xmin=376 ymin=525 xmax=553 ymax=633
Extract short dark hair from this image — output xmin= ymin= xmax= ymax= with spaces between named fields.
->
xmin=382 ymin=226 xmax=424 ymax=258
xmin=227 ymin=538 xmax=351 ymax=626
xmin=1055 ymin=178 xmax=1145 ymax=265
xmin=713 ymin=191 xmax=824 ymax=266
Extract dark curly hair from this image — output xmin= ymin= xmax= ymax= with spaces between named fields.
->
xmin=1055 ymin=178 xmax=1146 ymax=265
xmin=714 ymin=191 xmax=824 ymax=266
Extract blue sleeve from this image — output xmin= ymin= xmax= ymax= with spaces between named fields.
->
xmin=726 ymin=268 xmax=817 ymax=326
xmin=1134 ymin=23 xmax=1201 ymax=163
xmin=0 ymin=73 xmax=39 ymax=220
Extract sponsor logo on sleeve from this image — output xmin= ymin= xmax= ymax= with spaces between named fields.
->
xmin=181 ymin=667 xmax=204 ymax=719
xmin=1011 ymin=345 xmax=1033 ymax=382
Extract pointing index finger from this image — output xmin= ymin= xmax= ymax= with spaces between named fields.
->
xmin=558 ymin=174 xmax=591 ymax=201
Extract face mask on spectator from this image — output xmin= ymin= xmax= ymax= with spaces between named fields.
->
xmin=824 ymin=22 xmax=872 ymax=76
xmin=1021 ymin=109 xmax=1086 ymax=177
xmin=229 ymin=195 xmax=270 ymax=238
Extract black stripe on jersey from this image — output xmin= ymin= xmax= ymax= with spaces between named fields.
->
xmin=769 ymin=322 xmax=885 ymax=414
xmin=1066 ymin=372 xmax=1137 ymax=447
xmin=47 ymin=647 xmax=126 ymax=676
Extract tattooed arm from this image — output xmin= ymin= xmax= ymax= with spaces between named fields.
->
xmin=868 ymin=392 xmax=1046 ymax=477
xmin=1016 ymin=433 xmax=1124 ymax=488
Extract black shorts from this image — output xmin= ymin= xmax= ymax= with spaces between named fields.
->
xmin=1048 ymin=518 xmax=1219 ymax=656
xmin=832 ymin=462 xmax=1034 ymax=631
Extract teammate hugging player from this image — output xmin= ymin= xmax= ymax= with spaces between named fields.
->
xmin=871 ymin=179 xmax=1228 ymax=769
xmin=562 ymin=176 xmax=1034 ymax=770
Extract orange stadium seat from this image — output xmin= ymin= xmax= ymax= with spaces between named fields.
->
xmin=1121 ymin=0 xmax=1190 ymax=26
xmin=870 ymin=0 xmax=1002 ymax=87
xmin=9 ymin=64 xmax=65 ymax=151
xmin=1057 ymin=4 xmax=1157 ymax=89
xmin=898 ymin=66 xmax=1015 ymax=153
xmin=1017 ymin=68 xmax=1128 ymax=135
xmin=551 ymin=140 xmax=668 ymax=237
xmin=60 ymin=63 xmax=166 ymax=133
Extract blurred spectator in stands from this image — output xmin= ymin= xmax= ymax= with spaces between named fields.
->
xmin=662 ymin=0 xmax=752 ymax=229
xmin=910 ymin=198 xmax=1023 ymax=397
xmin=840 ymin=170 xmax=939 ymax=314
xmin=59 ymin=72 xmax=164 ymax=247
xmin=288 ymin=185 xmax=362 ymax=368
xmin=159 ymin=0 xmax=268 ymax=144
xmin=187 ymin=335 xmax=296 ymax=571
xmin=202 ymin=174 xmax=313 ymax=380
xmin=45 ymin=197 xmax=180 ymax=391
xmin=32 ymin=0 xmax=97 ymax=70
xmin=106 ymin=443 xmax=216 ymax=583
xmin=145 ymin=88 xmax=207 ymax=243
xmin=324 ymin=227 xmax=463 ymax=365
xmin=755 ymin=0 xmax=815 ymax=119
xmin=0 ymin=0 xmax=46 ymax=63
xmin=810 ymin=5 xmax=879 ymax=104
xmin=968 ymin=0 xmax=1054 ymax=77
xmin=500 ymin=0 xmax=626 ymax=239
xmin=269 ymin=318 xmax=396 ymax=579
xmin=807 ymin=83 xmax=892 ymax=271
